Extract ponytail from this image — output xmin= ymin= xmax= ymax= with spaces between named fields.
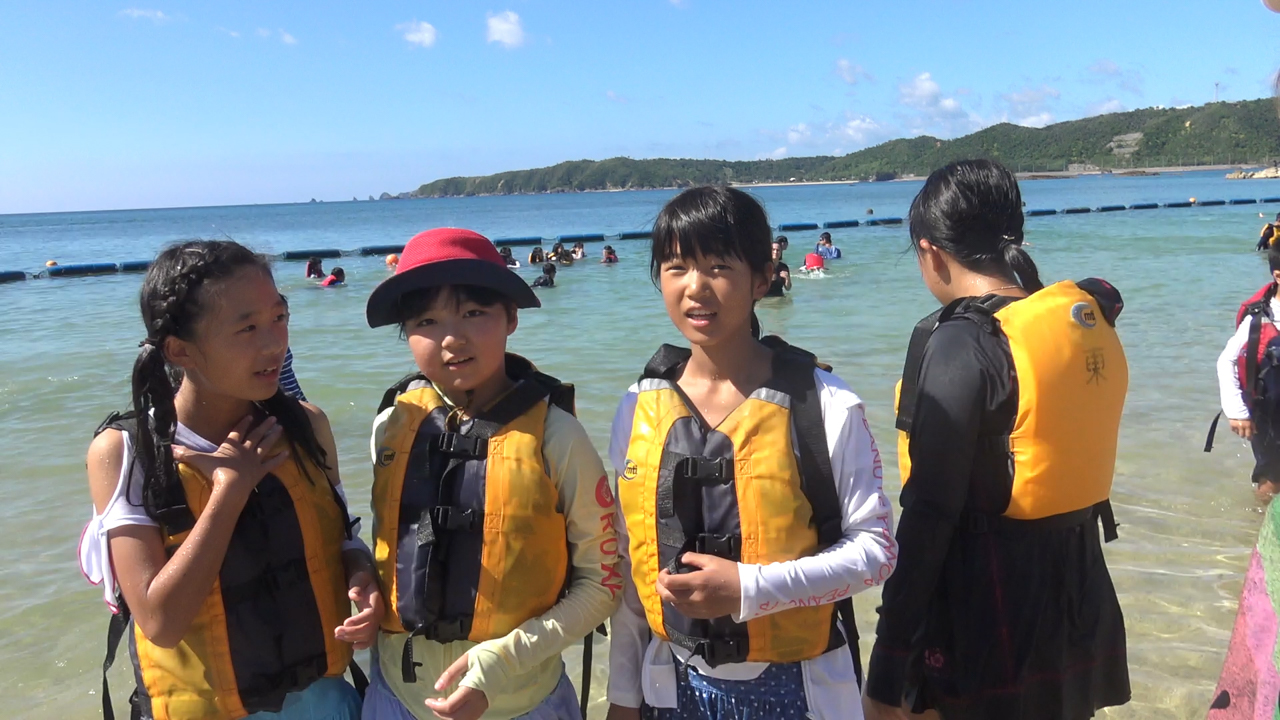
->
xmin=1001 ymin=242 xmax=1044 ymax=292
xmin=130 ymin=340 xmax=180 ymax=519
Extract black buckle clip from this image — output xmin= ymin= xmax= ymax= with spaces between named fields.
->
xmin=432 ymin=506 xmax=480 ymax=532
xmin=436 ymin=432 xmax=487 ymax=459
xmin=426 ymin=618 xmax=470 ymax=643
xmin=695 ymin=533 xmax=741 ymax=560
xmin=676 ymin=456 xmax=733 ymax=485
xmin=693 ymin=637 xmax=747 ymax=668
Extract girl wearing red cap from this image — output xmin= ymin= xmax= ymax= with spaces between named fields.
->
xmin=363 ymin=228 xmax=620 ymax=720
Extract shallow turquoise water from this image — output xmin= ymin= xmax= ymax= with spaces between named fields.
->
xmin=1 ymin=173 xmax=1276 ymax=718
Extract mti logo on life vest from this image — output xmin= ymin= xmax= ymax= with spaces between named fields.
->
xmin=376 ymin=447 xmax=396 ymax=467
xmin=1071 ymin=302 xmax=1098 ymax=329
xmin=622 ymin=459 xmax=638 ymax=481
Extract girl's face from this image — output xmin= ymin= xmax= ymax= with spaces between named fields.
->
xmin=403 ymin=288 xmax=518 ymax=399
xmin=659 ymin=243 xmax=768 ymax=348
xmin=168 ymin=267 xmax=289 ymax=402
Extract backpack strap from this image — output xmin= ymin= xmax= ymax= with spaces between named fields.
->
xmin=761 ymin=336 xmax=864 ymax=687
xmin=378 ymin=372 xmax=428 ymax=414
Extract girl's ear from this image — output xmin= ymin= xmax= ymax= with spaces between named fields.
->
xmin=752 ymin=262 xmax=774 ymax=301
xmin=164 ymin=335 xmax=197 ymax=371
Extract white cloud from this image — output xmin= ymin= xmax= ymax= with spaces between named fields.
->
xmin=279 ymin=30 xmax=297 ymax=45
xmin=999 ymin=85 xmax=1061 ymax=127
xmin=1086 ymin=59 xmax=1142 ymax=95
xmin=767 ymin=114 xmax=890 ymax=158
xmin=487 ymin=11 xmax=524 ymax=48
xmin=606 ymin=90 xmax=628 ymax=104
xmin=257 ymin=28 xmax=271 ymax=38
xmin=216 ymin=26 xmax=241 ymax=38
xmin=835 ymin=59 xmax=871 ymax=85
xmin=1087 ymin=98 xmax=1126 ymax=116
xmin=119 ymin=8 xmax=168 ymax=22
xmin=897 ymin=72 xmax=981 ymax=136
xmin=766 ymin=146 xmax=788 ymax=159
xmin=398 ymin=20 xmax=437 ymax=48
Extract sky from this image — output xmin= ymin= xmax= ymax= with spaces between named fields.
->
xmin=1 ymin=0 xmax=1278 ymax=214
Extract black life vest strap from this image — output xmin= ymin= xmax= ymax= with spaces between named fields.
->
xmin=961 ymin=500 xmax=1118 ymax=542
xmin=641 ymin=344 xmax=693 ymax=380
xmin=97 ymin=410 xmax=196 ymax=537
xmin=578 ymin=623 xmax=607 ymax=719
xmin=101 ymin=596 xmax=141 ymax=720
xmin=349 ymin=660 xmax=369 ymax=699
xmin=1246 ymin=304 xmax=1268 ymax=408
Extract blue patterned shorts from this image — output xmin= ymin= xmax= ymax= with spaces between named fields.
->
xmin=643 ymin=660 xmax=810 ymax=720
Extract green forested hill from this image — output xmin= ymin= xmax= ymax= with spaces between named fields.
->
xmin=408 ymin=98 xmax=1280 ymax=197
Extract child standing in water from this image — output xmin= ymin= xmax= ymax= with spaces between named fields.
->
xmin=79 ymin=240 xmax=380 ymax=720
xmin=606 ymin=186 xmax=896 ymax=720
xmin=532 ymin=262 xmax=557 ymax=288
xmin=362 ymin=228 xmax=620 ymax=720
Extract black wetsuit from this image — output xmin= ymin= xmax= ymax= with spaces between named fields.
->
xmin=867 ymin=295 xmax=1130 ymax=720
xmin=765 ymin=261 xmax=790 ymax=297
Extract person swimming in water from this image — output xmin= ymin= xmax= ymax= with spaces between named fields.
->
xmin=499 ymin=246 xmax=521 ymax=268
xmin=306 ymin=256 xmax=325 ymax=279
xmin=320 ymin=267 xmax=345 ymax=287
xmin=532 ymin=262 xmax=557 ymax=288
xmin=601 ymin=245 xmax=619 ymax=264
xmin=571 ymin=241 xmax=587 ymax=260
xmin=529 ymin=246 xmax=546 ymax=264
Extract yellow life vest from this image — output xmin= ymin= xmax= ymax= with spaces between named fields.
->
xmin=372 ymin=355 xmax=572 ymax=682
xmin=894 ymin=280 xmax=1128 ymax=532
xmin=98 ymin=414 xmax=354 ymax=720
xmin=618 ymin=340 xmax=853 ymax=669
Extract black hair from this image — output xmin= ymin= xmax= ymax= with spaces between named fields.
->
xmin=908 ymin=159 xmax=1044 ymax=292
xmin=650 ymin=186 xmax=772 ymax=284
xmin=499 ymin=246 xmax=513 ymax=257
xmin=394 ymin=283 xmax=516 ymax=331
xmin=551 ymin=242 xmax=565 ymax=253
xmin=819 ymin=232 xmax=831 ymax=242
xmin=305 ymin=257 xmax=323 ymax=277
xmin=542 ymin=262 xmax=557 ymax=275
xmin=774 ymin=235 xmax=788 ymax=246
xmin=603 ymin=245 xmax=614 ymax=252
xmin=330 ymin=267 xmax=345 ymax=282
xmin=132 ymin=240 xmax=329 ymax=523
xmin=1269 ymin=246 xmax=1280 ymax=274
xmin=573 ymin=241 xmax=585 ymax=249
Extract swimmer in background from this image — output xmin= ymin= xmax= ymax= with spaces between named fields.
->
xmin=529 ymin=246 xmax=546 ymax=264
xmin=800 ymin=251 xmax=826 ymax=274
xmin=764 ymin=240 xmax=791 ymax=297
xmin=499 ymin=246 xmax=521 ymax=268
xmin=532 ymin=262 xmax=557 ymax=288
xmin=571 ymin=241 xmax=587 ymax=260
xmin=601 ymin=245 xmax=619 ymax=264
xmin=547 ymin=242 xmax=567 ymax=261
xmin=320 ymin=267 xmax=345 ymax=287
xmin=816 ymin=232 xmax=842 ymax=260
xmin=306 ymin=256 xmax=325 ymax=279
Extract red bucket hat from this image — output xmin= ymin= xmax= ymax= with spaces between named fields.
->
xmin=366 ymin=228 xmax=539 ymax=328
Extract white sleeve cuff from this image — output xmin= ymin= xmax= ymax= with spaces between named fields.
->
xmin=733 ymin=562 xmax=763 ymax=623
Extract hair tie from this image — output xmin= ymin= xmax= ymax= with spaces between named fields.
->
xmin=139 ymin=338 xmax=158 ymax=349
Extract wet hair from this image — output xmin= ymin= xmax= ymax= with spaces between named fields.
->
xmin=908 ymin=159 xmax=1044 ymax=292
xmin=551 ymin=242 xmax=565 ymax=254
xmin=774 ymin=235 xmax=788 ymax=248
xmin=330 ymin=267 xmax=345 ymax=282
xmin=132 ymin=241 xmax=328 ymax=523
xmin=499 ymin=246 xmax=513 ymax=257
xmin=1269 ymin=246 xmax=1280 ymax=274
xmin=650 ymin=186 xmax=772 ymax=285
xmin=394 ymin=284 xmax=516 ymax=330
xmin=542 ymin=262 xmax=557 ymax=275
xmin=573 ymin=241 xmax=585 ymax=250
xmin=819 ymin=232 xmax=831 ymax=242
xmin=603 ymin=245 xmax=614 ymax=252
xmin=305 ymin=257 xmax=323 ymax=277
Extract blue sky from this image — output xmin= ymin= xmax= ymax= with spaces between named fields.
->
xmin=2 ymin=0 xmax=1277 ymax=214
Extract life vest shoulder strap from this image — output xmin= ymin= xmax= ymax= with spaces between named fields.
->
xmin=378 ymin=372 xmax=429 ymax=414
xmin=1075 ymin=278 xmax=1124 ymax=326
xmin=93 ymin=410 xmax=195 ymax=537
xmin=641 ymin=344 xmax=693 ymax=381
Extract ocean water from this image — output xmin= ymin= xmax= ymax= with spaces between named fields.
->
xmin=1 ymin=172 xmax=1276 ymax=718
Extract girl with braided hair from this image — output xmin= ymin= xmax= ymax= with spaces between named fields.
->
xmin=79 ymin=240 xmax=381 ymax=720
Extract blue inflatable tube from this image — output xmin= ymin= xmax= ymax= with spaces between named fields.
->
xmin=822 ymin=220 xmax=860 ymax=229
xmin=1097 ymin=205 xmax=1126 ymax=213
xmin=617 ymin=230 xmax=653 ymax=240
xmin=494 ymin=237 xmax=544 ymax=247
xmin=557 ymin=233 xmax=606 ymax=243
xmin=46 ymin=263 xmax=118 ymax=278
xmin=0 ymin=270 xmax=27 ymax=283
xmin=865 ymin=217 xmax=903 ymax=226
xmin=117 ymin=260 xmax=151 ymax=273
xmin=1128 ymin=203 xmax=1159 ymax=210
xmin=1261 ymin=197 xmax=1280 ymax=204
xmin=777 ymin=222 xmax=820 ymax=232
xmin=1197 ymin=199 xmax=1226 ymax=207
xmin=1231 ymin=198 xmax=1259 ymax=205
xmin=1062 ymin=207 xmax=1092 ymax=215
xmin=357 ymin=244 xmax=405 ymax=256
xmin=282 ymin=249 xmax=342 ymax=260
xmin=1025 ymin=209 xmax=1057 ymax=217
xmin=1164 ymin=201 xmax=1194 ymax=208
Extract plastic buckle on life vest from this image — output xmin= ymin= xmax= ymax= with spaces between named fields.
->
xmin=695 ymin=533 xmax=742 ymax=560
xmin=436 ymin=432 xmax=487 ymax=459
xmin=694 ymin=637 xmax=748 ymax=668
xmin=426 ymin=617 xmax=471 ymax=643
xmin=676 ymin=456 xmax=733 ymax=485
xmin=432 ymin=506 xmax=480 ymax=532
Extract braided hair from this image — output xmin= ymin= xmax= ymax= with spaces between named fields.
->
xmin=131 ymin=240 xmax=329 ymax=523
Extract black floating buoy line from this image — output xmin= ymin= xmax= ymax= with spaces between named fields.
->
xmin=4 ymin=197 xmax=1276 ymax=284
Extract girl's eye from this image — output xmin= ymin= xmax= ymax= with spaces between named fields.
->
xmin=239 ymin=325 xmax=256 ymax=334
xmin=664 ymin=263 xmax=687 ymax=273
xmin=275 ymin=312 xmax=289 ymax=323
xmin=464 ymin=308 xmax=486 ymax=318
xmin=711 ymin=263 xmax=732 ymax=272
xmin=416 ymin=317 xmax=436 ymax=327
